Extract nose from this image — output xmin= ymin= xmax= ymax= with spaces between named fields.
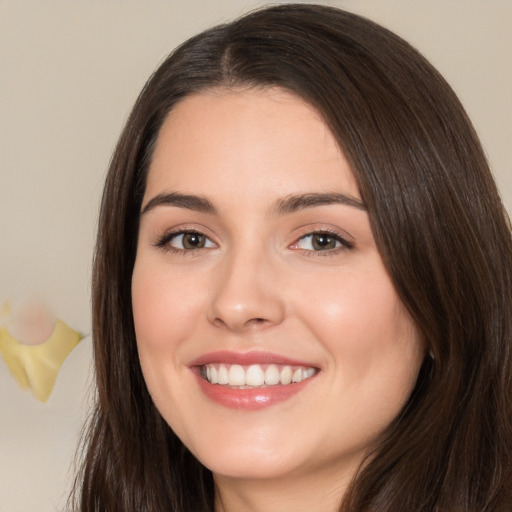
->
xmin=207 ymin=248 xmax=285 ymax=333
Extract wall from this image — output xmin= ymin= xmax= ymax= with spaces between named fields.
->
xmin=0 ymin=1 xmax=510 ymax=511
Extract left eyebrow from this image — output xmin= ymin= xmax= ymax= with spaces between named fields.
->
xmin=273 ymin=192 xmax=367 ymax=215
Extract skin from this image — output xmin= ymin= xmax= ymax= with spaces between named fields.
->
xmin=131 ymin=87 xmax=425 ymax=512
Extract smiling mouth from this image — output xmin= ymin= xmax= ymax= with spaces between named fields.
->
xmin=200 ymin=363 xmax=318 ymax=388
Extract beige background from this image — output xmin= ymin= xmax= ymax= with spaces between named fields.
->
xmin=0 ymin=1 xmax=510 ymax=511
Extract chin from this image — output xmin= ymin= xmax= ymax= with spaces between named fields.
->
xmin=185 ymin=429 xmax=302 ymax=481
xmin=204 ymin=455 xmax=299 ymax=481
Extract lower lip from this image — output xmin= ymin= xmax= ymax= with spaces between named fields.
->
xmin=194 ymin=371 xmax=317 ymax=410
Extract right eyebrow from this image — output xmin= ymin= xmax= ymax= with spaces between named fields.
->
xmin=141 ymin=192 xmax=217 ymax=215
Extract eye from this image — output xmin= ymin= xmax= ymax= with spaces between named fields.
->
xmin=292 ymin=231 xmax=353 ymax=252
xmin=156 ymin=230 xmax=216 ymax=251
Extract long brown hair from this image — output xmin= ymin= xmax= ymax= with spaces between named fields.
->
xmin=73 ymin=4 xmax=512 ymax=511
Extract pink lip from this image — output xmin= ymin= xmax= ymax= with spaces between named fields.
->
xmin=189 ymin=350 xmax=319 ymax=410
xmin=189 ymin=350 xmax=315 ymax=367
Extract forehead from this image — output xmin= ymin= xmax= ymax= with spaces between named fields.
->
xmin=145 ymin=87 xmax=360 ymax=203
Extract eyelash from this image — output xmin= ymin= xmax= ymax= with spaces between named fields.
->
xmin=154 ymin=228 xmax=353 ymax=255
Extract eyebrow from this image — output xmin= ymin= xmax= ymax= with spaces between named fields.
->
xmin=141 ymin=191 xmax=367 ymax=216
xmin=273 ymin=192 xmax=367 ymax=215
xmin=141 ymin=192 xmax=217 ymax=215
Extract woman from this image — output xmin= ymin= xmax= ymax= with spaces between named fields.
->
xmin=73 ymin=4 xmax=512 ymax=511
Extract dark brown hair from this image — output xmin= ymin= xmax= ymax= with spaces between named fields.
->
xmin=73 ymin=4 xmax=512 ymax=511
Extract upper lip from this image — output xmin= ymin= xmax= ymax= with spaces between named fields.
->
xmin=188 ymin=350 xmax=319 ymax=368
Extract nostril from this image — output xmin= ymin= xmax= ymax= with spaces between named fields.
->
xmin=248 ymin=318 xmax=268 ymax=327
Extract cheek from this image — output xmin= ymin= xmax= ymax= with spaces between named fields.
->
xmin=292 ymin=262 xmax=410 ymax=346
xmin=290 ymin=260 xmax=423 ymax=397
xmin=131 ymin=260 xmax=204 ymax=428
xmin=292 ymin=265 xmax=422 ymax=443
xmin=131 ymin=260 xmax=208 ymax=352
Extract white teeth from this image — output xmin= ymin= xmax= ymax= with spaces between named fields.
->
xmin=292 ymin=368 xmax=302 ymax=383
xmin=217 ymin=365 xmax=229 ymax=385
xmin=202 ymin=363 xmax=317 ymax=387
xmin=264 ymin=365 xmax=280 ymax=385
xmin=245 ymin=364 xmax=265 ymax=386
xmin=280 ymin=366 xmax=292 ymax=385
xmin=303 ymin=367 xmax=315 ymax=379
xmin=228 ymin=364 xmax=245 ymax=386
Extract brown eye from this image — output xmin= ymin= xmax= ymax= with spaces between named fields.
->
xmin=162 ymin=231 xmax=215 ymax=251
xmin=311 ymin=234 xmax=337 ymax=251
xmin=182 ymin=233 xmax=207 ymax=249
xmin=292 ymin=231 xmax=353 ymax=253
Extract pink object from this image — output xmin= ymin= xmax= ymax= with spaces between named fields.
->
xmin=7 ymin=299 xmax=56 ymax=346
xmin=188 ymin=350 xmax=318 ymax=368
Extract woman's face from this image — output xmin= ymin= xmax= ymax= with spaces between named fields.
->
xmin=132 ymin=88 xmax=424 ymax=486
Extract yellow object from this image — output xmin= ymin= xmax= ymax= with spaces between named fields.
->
xmin=0 ymin=320 xmax=82 ymax=402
